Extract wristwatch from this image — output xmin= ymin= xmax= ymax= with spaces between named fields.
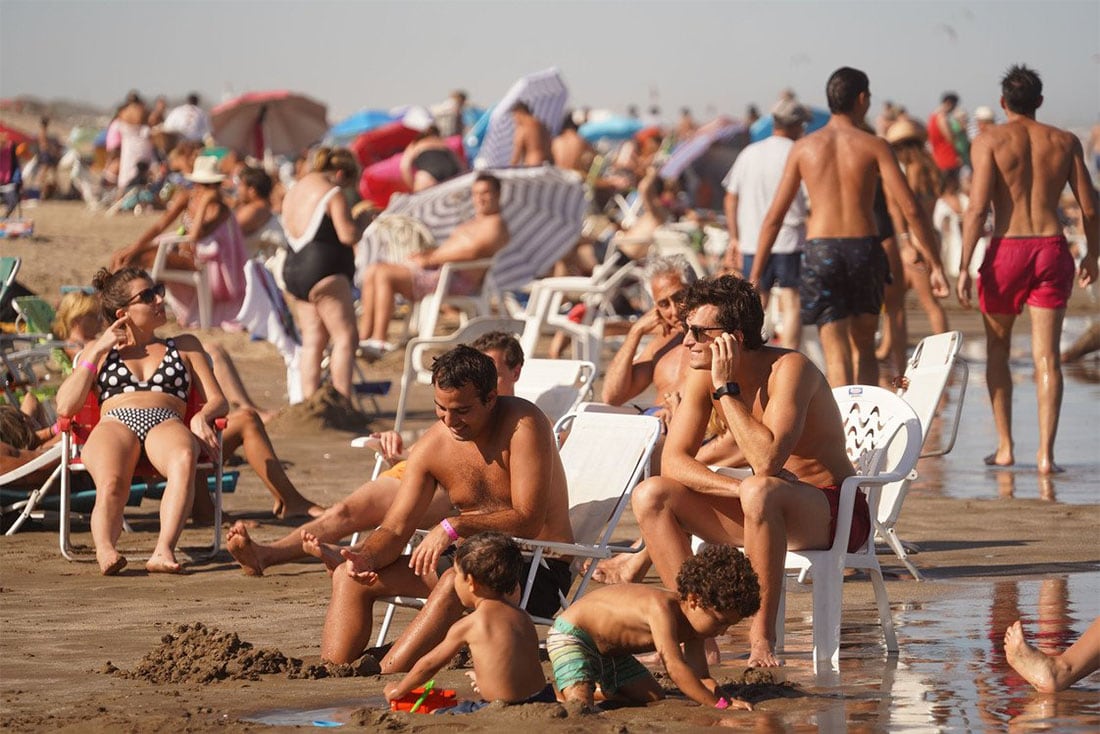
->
xmin=712 ymin=382 xmax=741 ymax=401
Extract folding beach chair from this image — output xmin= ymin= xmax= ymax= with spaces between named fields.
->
xmin=373 ymin=409 xmax=662 ymax=644
xmin=56 ymin=384 xmax=229 ymax=561
xmin=513 ymin=358 xmax=596 ymax=426
xmin=877 ymin=331 xmax=967 ymax=580
xmin=0 ymin=256 xmax=20 ymax=309
xmin=1 ymin=443 xmax=64 ymax=535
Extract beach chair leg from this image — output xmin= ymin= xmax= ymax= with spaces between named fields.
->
xmin=882 ymin=527 xmax=924 ymax=581
xmin=811 ymin=563 xmax=843 ymax=674
xmin=376 ymin=603 xmax=397 ymax=647
xmin=869 ymin=565 xmax=898 ymax=653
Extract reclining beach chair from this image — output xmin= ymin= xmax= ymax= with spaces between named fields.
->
xmin=1 ymin=442 xmax=64 ymax=535
xmin=877 ymin=331 xmax=967 ymax=580
xmin=56 ymin=384 xmax=229 ymax=562
xmin=372 ymin=409 xmax=662 ymax=644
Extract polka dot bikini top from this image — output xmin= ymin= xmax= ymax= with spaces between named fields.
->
xmin=97 ymin=338 xmax=191 ymax=402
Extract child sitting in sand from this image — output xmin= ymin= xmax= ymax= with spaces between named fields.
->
xmin=546 ymin=544 xmax=758 ymax=712
xmin=383 ymin=532 xmax=556 ymax=713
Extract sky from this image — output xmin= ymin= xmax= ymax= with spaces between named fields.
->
xmin=1 ymin=0 xmax=1097 ymax=129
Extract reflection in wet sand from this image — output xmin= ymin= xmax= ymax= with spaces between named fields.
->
xmin=712 ymin=575 xmax=1098 ymax=731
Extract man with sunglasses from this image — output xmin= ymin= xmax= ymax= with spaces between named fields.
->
xmin=631 ymin=275 xmax=860 ymax=668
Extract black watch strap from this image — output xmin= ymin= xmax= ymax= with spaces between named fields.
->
xmin=712 ymin=382 xmax=741 ymax=401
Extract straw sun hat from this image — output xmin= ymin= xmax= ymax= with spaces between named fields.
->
xmin=885 ymin=119 xmax=926 ymax=145
xmin=185 ymin=155 xmax=226 ymax=184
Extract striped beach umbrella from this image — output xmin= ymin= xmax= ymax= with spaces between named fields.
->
xmin=360 ymin=166 xmax=586 ymax=291
xmin=659 ymin=118 xmax=746 ymax=181
xmin=472 ymin=68 xmax=569 ymax=169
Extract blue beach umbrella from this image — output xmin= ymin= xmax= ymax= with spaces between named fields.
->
xmin=578 ymin=116 xmax=645 ymax=143
xmin=328 ymin=109 xmax=398 ymax=144
xmin=749 ymin=107 xmax=830 ymax=142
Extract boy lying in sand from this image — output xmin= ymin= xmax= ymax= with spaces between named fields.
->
xmin=547 ymin=544 xmax=758 ymax=712
xmin=383 ymin=532 xmax=556 ymax=713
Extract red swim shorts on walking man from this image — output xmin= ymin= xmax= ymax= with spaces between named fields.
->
xmin=978 ymin=235 xmax=1075 ymax=314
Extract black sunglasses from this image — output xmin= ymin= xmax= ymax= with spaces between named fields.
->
xmin=683 ymin=323 xmax=727 ymax=341
xmin=128 ymin=282 xmax=166 ymax=305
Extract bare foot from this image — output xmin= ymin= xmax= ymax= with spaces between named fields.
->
xmin=984 ymin=449 xmax=1015 ymax=467
xmin=1004 ymin=621 xmax=1058 ymax=692
xmin=589 ymin=551 xmax=651 ymax=585
xmin=301 ymin=531 xmax=345 ymax=572
xmin=748 ymin=638 xmax=782 ymax=668
xmin=145 ymin=552 xmax=182 ymax=574
xmin=227 ymin=521 xmax=266 ymax=576
xmin=1037 ymin=456 xmax=1065 ymax=475
xmin=97 ymin=551 xmax=128 ymax=576
xmin=276 ymin=501 xmax=326 ymax=520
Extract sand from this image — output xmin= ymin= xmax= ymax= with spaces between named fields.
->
xmin=2 ymin=201 xmax=1099 ymax=731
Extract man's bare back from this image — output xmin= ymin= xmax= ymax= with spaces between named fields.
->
xmin=513 ymin=117 xmax=552 ymax=167
xmin=552 ymin=130 xmax=593 ymax=174
xmin=792 ymin=123 xmax=888 ymax=238
xmin=976 ymin=119 xmax=1086 ymax=238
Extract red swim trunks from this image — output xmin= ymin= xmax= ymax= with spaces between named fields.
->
xmin=978 ymin=235 xmax=1075 ymax=314
xmin=820 ymin=485 xmax=871 ymax=553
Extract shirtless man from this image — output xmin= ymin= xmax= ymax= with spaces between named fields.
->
xmin=551 ymin=113 xmax=594 ymax=175
xmin=509 ymin=101 xmax=552 ymax=167
xmin=225 ymin=333 xmax=525 ymax=575
xmin=750 ymin=66 xmax=949 ymax=387
xmin=357 ymin=173 xmax=509 ymax=354
xmin=317 ymin=346 xmax=574 ymax=671
xmin=631 ymin=275 xmax=860 ymax=667
xmin=956 ymin=64 xmax=1098 ymax=475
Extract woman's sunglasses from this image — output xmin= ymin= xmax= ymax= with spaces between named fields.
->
xmin=127 ymin=282 xmax=166 ymax=305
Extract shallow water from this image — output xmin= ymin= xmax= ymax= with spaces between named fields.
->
xmin=730 ymin=573 xmax=1100 ymax=732
xmin=242 ymin=698 xmax=387 ymax=727
xmin=911 ymin=325 xmax=1099 ymax=505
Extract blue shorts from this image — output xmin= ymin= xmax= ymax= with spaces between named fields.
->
xmin=745 ymin=252 xmax=801 ymax=290
xmin=436 ymin=683 xmax=557 ymax=714
xmin=799 ymin=237 xmax=887 ymax=326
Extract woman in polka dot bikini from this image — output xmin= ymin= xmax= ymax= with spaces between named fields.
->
xmin=55 ymin=267 xmax=228 ymax=576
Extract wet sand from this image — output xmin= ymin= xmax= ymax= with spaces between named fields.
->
xmin=2 ymin=202 xmax=1099 ymax=731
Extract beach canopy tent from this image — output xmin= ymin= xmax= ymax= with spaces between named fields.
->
xmin=750 ymin=106 xmax=830 ymax=142
xmin=579 ymin=115 xmax=645 ymax=144
xmin=358 ymin=166 xmax=586 ymax=293
xmin=357 ymin=135 xmax=466 ymax=208
xmin=470 ymin=68 xmax=569 ymax=169
xmin=326 ymin=109 xmax=398 ymax=145
xmin=211 ymin=90 xmax=328 ymax=158
xmin=350 ymin=121 xmax=420 ymax=168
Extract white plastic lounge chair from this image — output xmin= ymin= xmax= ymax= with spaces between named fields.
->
xmin=404 ymin=258 xmax=498 ymax=342
xmin=878 ymin=331 xmax=967 ymax=580
xmin=151 ymin=234 xmax=214 ymax=330
xmin=514 ymin=358 xmax=596 ymax=426
xmin=373 ymin=409 xmax=662 ymax=644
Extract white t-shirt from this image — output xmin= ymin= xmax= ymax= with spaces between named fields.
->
xmin=163 ymin=104 xmax=212 ymax=142
xmin=722 ymin=136 xmax=807 ymax=255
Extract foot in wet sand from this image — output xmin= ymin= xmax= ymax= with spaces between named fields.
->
xmin=748 ymin=638 xmax=782 ymax=668
xmin=227 ymin=521 xmax=266 ymax=576
xmin=97 ymin=551 xmax=128 ymax=576
xmin=301 ymin=531 xmax=345 ymax=572
xmin=145 ymin=552 xmax=182 ymax=574
xmin=984 ymin=448 xmax=1015 ymax=467
xmin=1036 ymin=456 xmax=1065 ymax=475
xmin=1004 ymin=621 xmax=1058 ymax=692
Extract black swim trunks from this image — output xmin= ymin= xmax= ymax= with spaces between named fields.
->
xmin=413 ymin=148 xmax=463 ymax=183
xmin=799 ymin=237 xmax=888 ymax=327
xmin=435 ymin=545 xmax=572 ymax=619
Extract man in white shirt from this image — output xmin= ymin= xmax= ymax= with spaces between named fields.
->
xmin=163 ymin=93 xmax=212 ymax=144
xmin=722 ymin=99 xmax=810 ymax=349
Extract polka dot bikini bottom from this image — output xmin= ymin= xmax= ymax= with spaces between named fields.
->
xmin=103 ymin=408 xmax=182 ymax=443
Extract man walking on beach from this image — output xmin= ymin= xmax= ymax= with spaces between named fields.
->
xmin=750 ymin=66 xmax=948 ymax=387
xmin=630 ymin=275 xmax=858 ymax=667
xmin=723 ymin=98 xmax=810 ymax=350
xmin=956 ymin=64 xmax=1098 ymax=475
xmin=317 ymin=346 xmax=574 ymax=671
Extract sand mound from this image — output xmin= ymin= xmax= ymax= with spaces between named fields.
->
xmin=106 ymin=622 xmax=369 ymax=683
xmin=267 ymin=384 xmax=373 ymax=434
xmin=718 ymin=668 xmax=805 ymax=705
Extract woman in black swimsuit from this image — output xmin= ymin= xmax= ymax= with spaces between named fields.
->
xmin=400 ymin=126 xmax=465 ymax=192
xmin=280 ymin=148 xmax=364 ymax=401
xmin=55 ymin=267 xmax=227 ymax=576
